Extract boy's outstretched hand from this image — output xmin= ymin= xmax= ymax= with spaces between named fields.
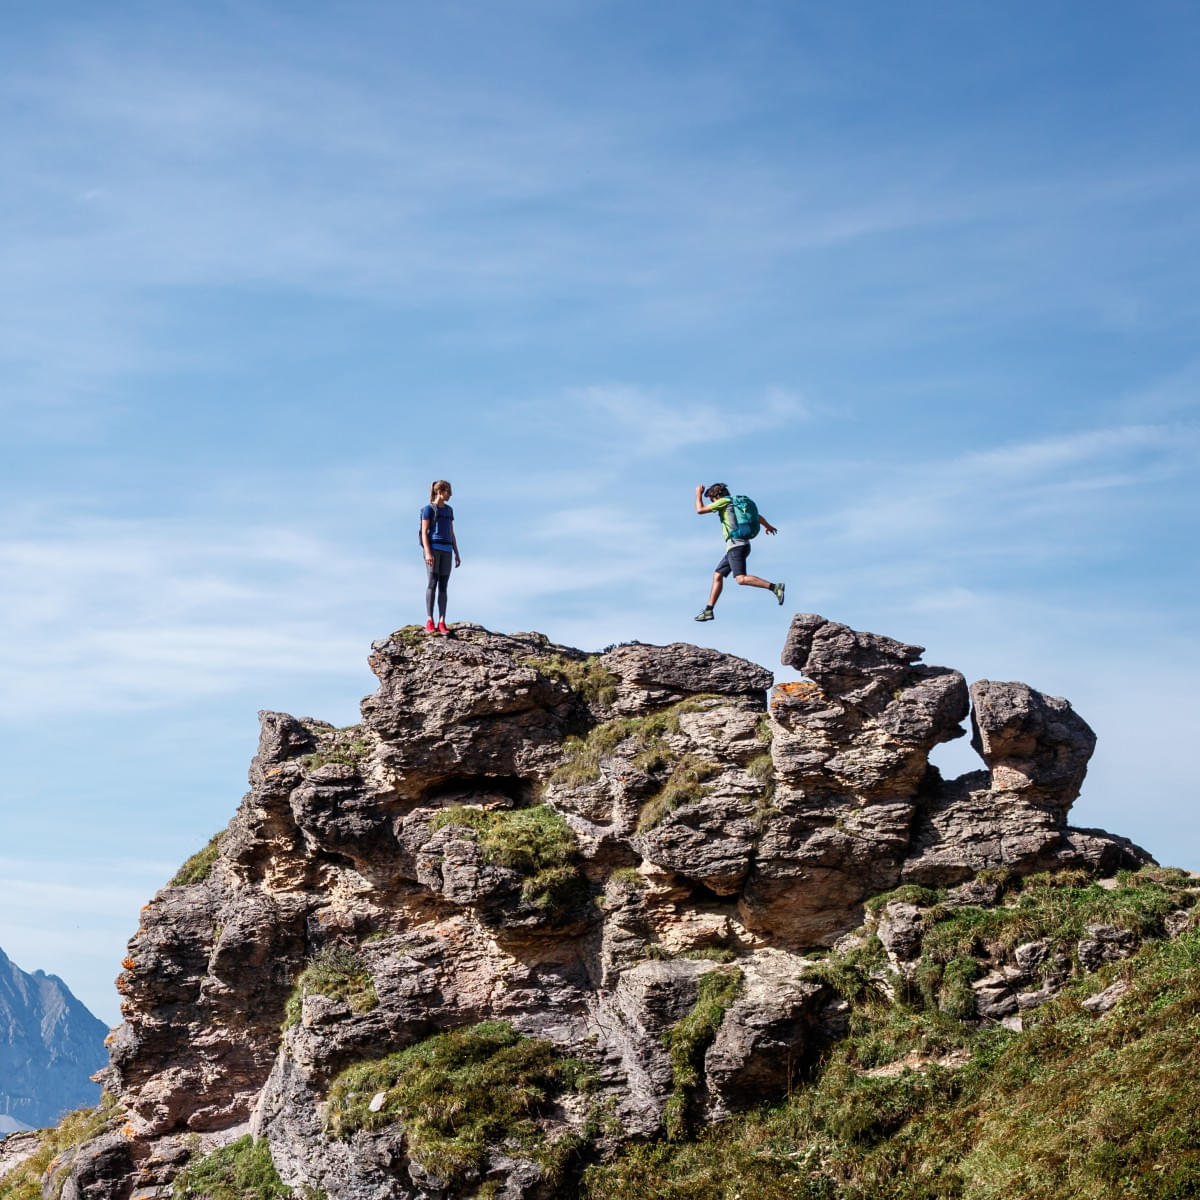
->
xmin=760 ymin=519 xmax=779 ymax=535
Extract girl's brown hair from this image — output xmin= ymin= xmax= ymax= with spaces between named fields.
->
xmin=430 ymin=480 xmax=452 ymax=503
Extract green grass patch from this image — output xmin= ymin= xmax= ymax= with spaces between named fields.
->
xmin=679 ymin=947 xmax=737 ymax=964
xmin=664 ymin=968 xmax=743 ymax=1140
xmin=172 ymin=1136 xmax=291 ymax=1200
xmin=282 ymin=944 xmax=377 ymax=1030
xmin=326 ymin=1021 xmax=594 ymax=1189
xmin=608 ymin=866 xmax=648 ymax=890
xmin=803 ymin=935 xmax=889 ymax=1005
xmin=551 ymin=696 xmax=722 ymax=788
xmin=864 ymin=884 xmax=944 ymax=916
xmin=918 ymin=872 xmax=1192 ymax=964
xmin=169 ymin=832 xmax=225 ymax=887
xmin=430 ymin=804 xmax=586 ymax=915
xmin=746 ymin=752 xmax=774 ymax=785
xmin=637 ymin=757 xmax=721 ymax=831
xmin=522 ymin=652 xmax=620 ymax=708
xmin=300 ymin=726 xmax=371 ymax=772
xmin=0 ymin=1099 xmax=120 ymax=1200
xmin=389 ymin=625 xmax=429 ymax=648
xmin=747 ymin=752 xmax=776 ymax=814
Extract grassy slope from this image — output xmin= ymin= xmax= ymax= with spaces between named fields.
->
xmin=583 ymin=872 xmax=1200 ymax=1200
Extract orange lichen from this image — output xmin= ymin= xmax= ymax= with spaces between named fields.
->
xmin=122 ymin=957 xmax=135 ymax=970
xmin=104 ymin=1033 xmax=116 ymax=1046
xmin=121 ymin=1123 xmax=137 ymax=1140
xmin=770 ymin=680 xmax=822 ymax=710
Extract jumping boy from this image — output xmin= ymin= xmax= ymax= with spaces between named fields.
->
xmin=693 ymin=482 xmax=784 ymax=621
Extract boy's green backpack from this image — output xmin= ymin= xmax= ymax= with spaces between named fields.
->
xmin=727 ymin=495 xmax=761 ymax=540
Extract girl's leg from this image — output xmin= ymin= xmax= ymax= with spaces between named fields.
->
xmin=426 ymin=563 xmax=439 ymax=620
xmin=437 ymin=569 xmax=450 ymax=620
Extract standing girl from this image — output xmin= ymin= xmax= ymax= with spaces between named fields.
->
xmin=420 ymin=480 xmax=461 ymax=634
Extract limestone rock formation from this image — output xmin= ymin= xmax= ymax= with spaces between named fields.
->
xmin=20 ymin=616 xmax=1152 ymax=1199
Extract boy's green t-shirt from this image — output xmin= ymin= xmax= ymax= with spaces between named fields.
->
xmin=709 ymin=496 xmax=740 ymax=544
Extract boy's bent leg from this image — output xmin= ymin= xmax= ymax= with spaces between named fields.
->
xmin=733 ymin=574 xmax=772 ymax=588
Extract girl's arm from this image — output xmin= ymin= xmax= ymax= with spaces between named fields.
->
xmin=421 ymin=517 xmax=434 ymax=565
xmin=451 ymin=520 xmax=461 ymax=566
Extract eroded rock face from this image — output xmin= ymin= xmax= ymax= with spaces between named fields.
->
xmin=741 ymin=616 xmax=970 ymax=944
xmin=969 ymin=680 xmax=1097 ymax=807
xmin=903 ymin=678 xmax=1140 ymax=887
xmin=68 ymin=616 xmax=1151 ymax=1199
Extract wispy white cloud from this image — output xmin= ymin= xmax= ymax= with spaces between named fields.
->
xmin=569 ymin=385 xmax=810 ymax=455
xmin=0 ymin=511 xmax=387 ymax=715
xmin=813 ymin=421 xmax=1198 ymax=551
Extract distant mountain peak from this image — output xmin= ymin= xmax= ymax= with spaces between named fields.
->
xmin=0 ymin=947 xmax=108 ymax=1129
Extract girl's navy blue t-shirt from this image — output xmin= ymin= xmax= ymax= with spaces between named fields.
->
xmin=421 ymin=503 xmax=454 ymax=549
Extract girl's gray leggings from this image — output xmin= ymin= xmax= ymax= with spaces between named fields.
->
xmin=426 ymin=550 xmax=452 ymax=618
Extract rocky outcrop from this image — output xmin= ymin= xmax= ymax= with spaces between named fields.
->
xmin=29 ymin=615 xmax=1152 ymax=1199
xmin=903 ymin=676 xmax=1128 ymax=885
xmin=741 ymin=616 xmax=971 ymax=944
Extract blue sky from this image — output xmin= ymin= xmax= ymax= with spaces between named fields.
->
xmin=1 ymin=1 xmax=1197 ymax=1026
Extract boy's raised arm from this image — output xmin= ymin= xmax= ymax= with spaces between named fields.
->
xmin=695 ymin=484 xmax=713 ymax=514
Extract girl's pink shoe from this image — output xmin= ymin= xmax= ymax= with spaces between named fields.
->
xmin=437 ymin=620 xmax=450 ymax=635
xmin=425 ymin=618 xmax=436 ymax=633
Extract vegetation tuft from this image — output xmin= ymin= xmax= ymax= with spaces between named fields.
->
xmin=608 ymin=866 xmax=648 ymax=891
xmin=171 ymin=1136 xmax=292 ymax=1200
xmin=550 ymin=696 xmax=721 ymax=789
xmin=664 ymin=968 xmax=743 ymax=1141
xmin=636 ymin=757 xmax=721 ymax=831
xmin=282 ymin=944 xmax=377 ymax=1030
xmin=430 ymin=804 xmax=586 ymax=915
xmin=522 ymin=653 xmax=620 ymax=708
xmin=864 ymin=884 xmax=944 ymax=915
xmin=325 ymin=1020 xmax=595 ymax=1189
xmin=389 ymin=625 xmax=430 ymax=648
xmin=170 ymin=832 xmax=225 ymax=887
xmin=0 ymin=1098 xmax=120 ymax=1200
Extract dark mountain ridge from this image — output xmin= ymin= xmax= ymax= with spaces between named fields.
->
xmin=0 ymin=945 xmax=107 ymax=1129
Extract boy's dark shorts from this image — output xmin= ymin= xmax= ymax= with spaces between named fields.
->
xmin=714 ymin=543 xmax=750 ymax=578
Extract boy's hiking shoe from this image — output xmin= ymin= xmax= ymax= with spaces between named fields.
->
xmin=694 ymin=607 xmax=715 ymax=622
xmin=771 ymin=582 xmax=786 ymax=606
xmin=437 ymin=620 xmax=450 ymax=635
xmin=425 ymin=618 xmax=436 ymax=633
